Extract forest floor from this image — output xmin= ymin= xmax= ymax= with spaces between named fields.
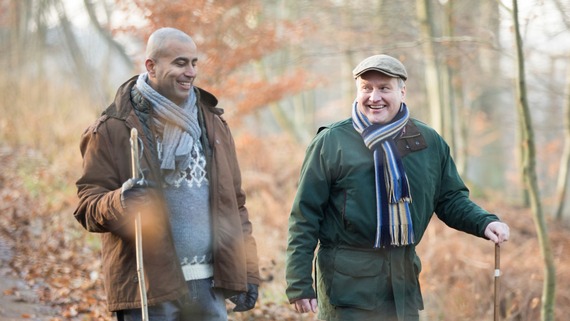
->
xmin=0 ymin=239 xmax=58 ymax=321
xmin=1 ymin=146 xmax=569 ymax=321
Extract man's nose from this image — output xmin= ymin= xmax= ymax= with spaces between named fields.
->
xmin=370 ymin=90 xmax=382 ymax=102
xmin=185 ymin=65 xmax=197 ymax=77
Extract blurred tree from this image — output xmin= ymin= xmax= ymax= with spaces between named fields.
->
xmin=247 ymin=0 xmax=316 ymax=142
xmin=0 ymin=0 xmax=133 ymax=104
xmin=469 ymin=0 xmax=510 ymax=195
xmin=512 ymin=1 xmax=556 ymax=320
xmin=83 ymin=0 xmax=133 ymax=69
xmin=441 ymin=1 xmax=458 ymax=165
xmin=417 ymin=0 xmax=444 ymax=136
xmin=412 ymin=0 xmax=509 ymax=185
xmin=53 ymin=0 xmax=105 ymax=102
xmin=555 ymin=64 xmax=570 ymax=221
xmin=554 ymin=57 xmax=570 ymax=220
xmin=284 ymin=0 xmax=514 ymax=193
xmin=553 ymin=0 xmax=570 ymax=221
xmin=275 ymin=0 xmax=420 ymax=141
xmin=115 ymin=0 xmax=313 ymax=138
xmin=1 ymin=0 xmax=50 ymax=98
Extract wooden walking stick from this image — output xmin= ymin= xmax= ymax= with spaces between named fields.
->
xmin=494 ymin=243 xmax=500 ymax=321
xmin=130 ymin=128 xmax=149 ymax=321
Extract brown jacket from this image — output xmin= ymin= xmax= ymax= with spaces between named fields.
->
xmin=74 ymin=76 xmax=260 ymax=312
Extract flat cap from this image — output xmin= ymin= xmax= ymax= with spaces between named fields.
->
xmin=352 ymin=54 xmax=407 ymax=81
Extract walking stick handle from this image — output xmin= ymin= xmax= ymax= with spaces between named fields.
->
xmin=130 ymin=128 xmax=149 ymax=321
xmin=494 ymin=243 xmax=500 ymax=321
xmin=130 ymin=129 xmax=140 ymax=179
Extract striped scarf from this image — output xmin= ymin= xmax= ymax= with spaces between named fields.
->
xmin=352 ymin=101 xmax=415 ymax=248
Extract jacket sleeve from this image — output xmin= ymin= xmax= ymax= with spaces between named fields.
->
xmin=225 ymin=124 xmax=261 ymax=285
xmin=433 ymin=134 xmax=500 ymax=237
xmin=285 ymin=130 xmax=330 ymax=302
xmin=73 ymin=118 xmax=132 ymax=233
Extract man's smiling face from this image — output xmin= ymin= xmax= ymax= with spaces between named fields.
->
xmin=355 ymin=71 xmax=405 ymax=125
xmin=146 ymin=38 xmax=198 ymax=106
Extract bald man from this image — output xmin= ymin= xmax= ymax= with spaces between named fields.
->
xmin=74 ymin=27 xmax=260 ymax=321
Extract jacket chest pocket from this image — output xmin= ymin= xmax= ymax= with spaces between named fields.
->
xmin=329 ymin=247 xmax=390 ymax=310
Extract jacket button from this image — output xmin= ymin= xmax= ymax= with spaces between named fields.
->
xmin=406 ymin=145 xmax=410 ymax=149
xmin=133 ymin=276 xmax=138 ymax=283
xmin=216 ymin=139 xmax=220 ymax=144
xmin=415 ymin=141 xmax=420 ymax=145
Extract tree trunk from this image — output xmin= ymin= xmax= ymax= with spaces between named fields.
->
xmin=553 ymin=0 xmax=570 ymax=221
xmin=554 ymin=61 xmax=570 ymax=220
xmin=54 ymin=0 xmax=104 ymax=104
xmin=416 ymin=0 xmax=443 ymax=134
xmin=441 ymin=1 xmax=459 ymax=162
xmin=512 ymin=1 xmax=556 ymax=320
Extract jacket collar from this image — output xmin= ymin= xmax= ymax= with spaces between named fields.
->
xmin=395 ymin=120 xmax=427 ymax=157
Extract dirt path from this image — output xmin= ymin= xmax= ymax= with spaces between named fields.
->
xmin=0 ymin=236 xmax=57 ymax=321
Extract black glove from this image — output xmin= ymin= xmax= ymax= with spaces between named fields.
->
xmin=120 ymin=177 xmax=152 ymax=210
xmin=229 ymin=283 xmax=258 ymax=312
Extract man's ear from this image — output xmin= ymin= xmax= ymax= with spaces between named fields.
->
xmin=145 ymin=59 xmax=155 ymax=77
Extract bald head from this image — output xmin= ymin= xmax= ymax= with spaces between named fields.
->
xmin=143 ymin=27 xmax=198 ymax=106
xmin=146 ymin=27 xmax=195 ymax=60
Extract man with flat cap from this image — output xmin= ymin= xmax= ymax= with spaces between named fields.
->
xmin=285 ymin=54 xmax=510 ymax=321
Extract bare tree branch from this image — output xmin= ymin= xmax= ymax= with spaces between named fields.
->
xmin=83 ymin=0 xmax=133 ymax=68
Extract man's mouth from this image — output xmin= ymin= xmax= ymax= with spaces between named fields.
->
xmin=178 ymin=81 xmax=192 ymax=90
xmin=369 ymin=105 xmax=387 ymax=110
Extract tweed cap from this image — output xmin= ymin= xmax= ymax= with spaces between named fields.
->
xmin=352 ymin=54 xmax=407 ymax=81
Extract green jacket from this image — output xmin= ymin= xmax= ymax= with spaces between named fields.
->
xmin=286 ymin=118 xmax=499 ymax=320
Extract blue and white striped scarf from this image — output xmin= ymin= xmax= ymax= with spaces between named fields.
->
xmin=352 ymin=101 xmax=414 ymax=247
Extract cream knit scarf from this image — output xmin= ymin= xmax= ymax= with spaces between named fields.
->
xmin=136 ymin=73 xmax=201 ymax=185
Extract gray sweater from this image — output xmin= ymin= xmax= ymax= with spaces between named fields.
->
xmin=162 ymin=140 xmax=213 ymax=280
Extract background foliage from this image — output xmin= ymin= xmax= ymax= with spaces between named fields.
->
xmin=0 ymin=0 xmax=569 ymax=320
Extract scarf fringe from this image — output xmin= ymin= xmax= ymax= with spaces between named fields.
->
xmin=390 ymin=224 xmax=415 ymax=246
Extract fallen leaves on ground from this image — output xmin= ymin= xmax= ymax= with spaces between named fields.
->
xmin=1 ymin=145 xmax=569 ymax=321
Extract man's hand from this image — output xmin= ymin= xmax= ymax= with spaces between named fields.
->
xmin=292 ymin=298 xmax=318 ymax=314
xmin=229 ymin=283 xmax=258 ymax=312
xmin=120 ymin=178 xmax=152 ymax=211
xmin=484 ymin=221 xmax=510 ymax=244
